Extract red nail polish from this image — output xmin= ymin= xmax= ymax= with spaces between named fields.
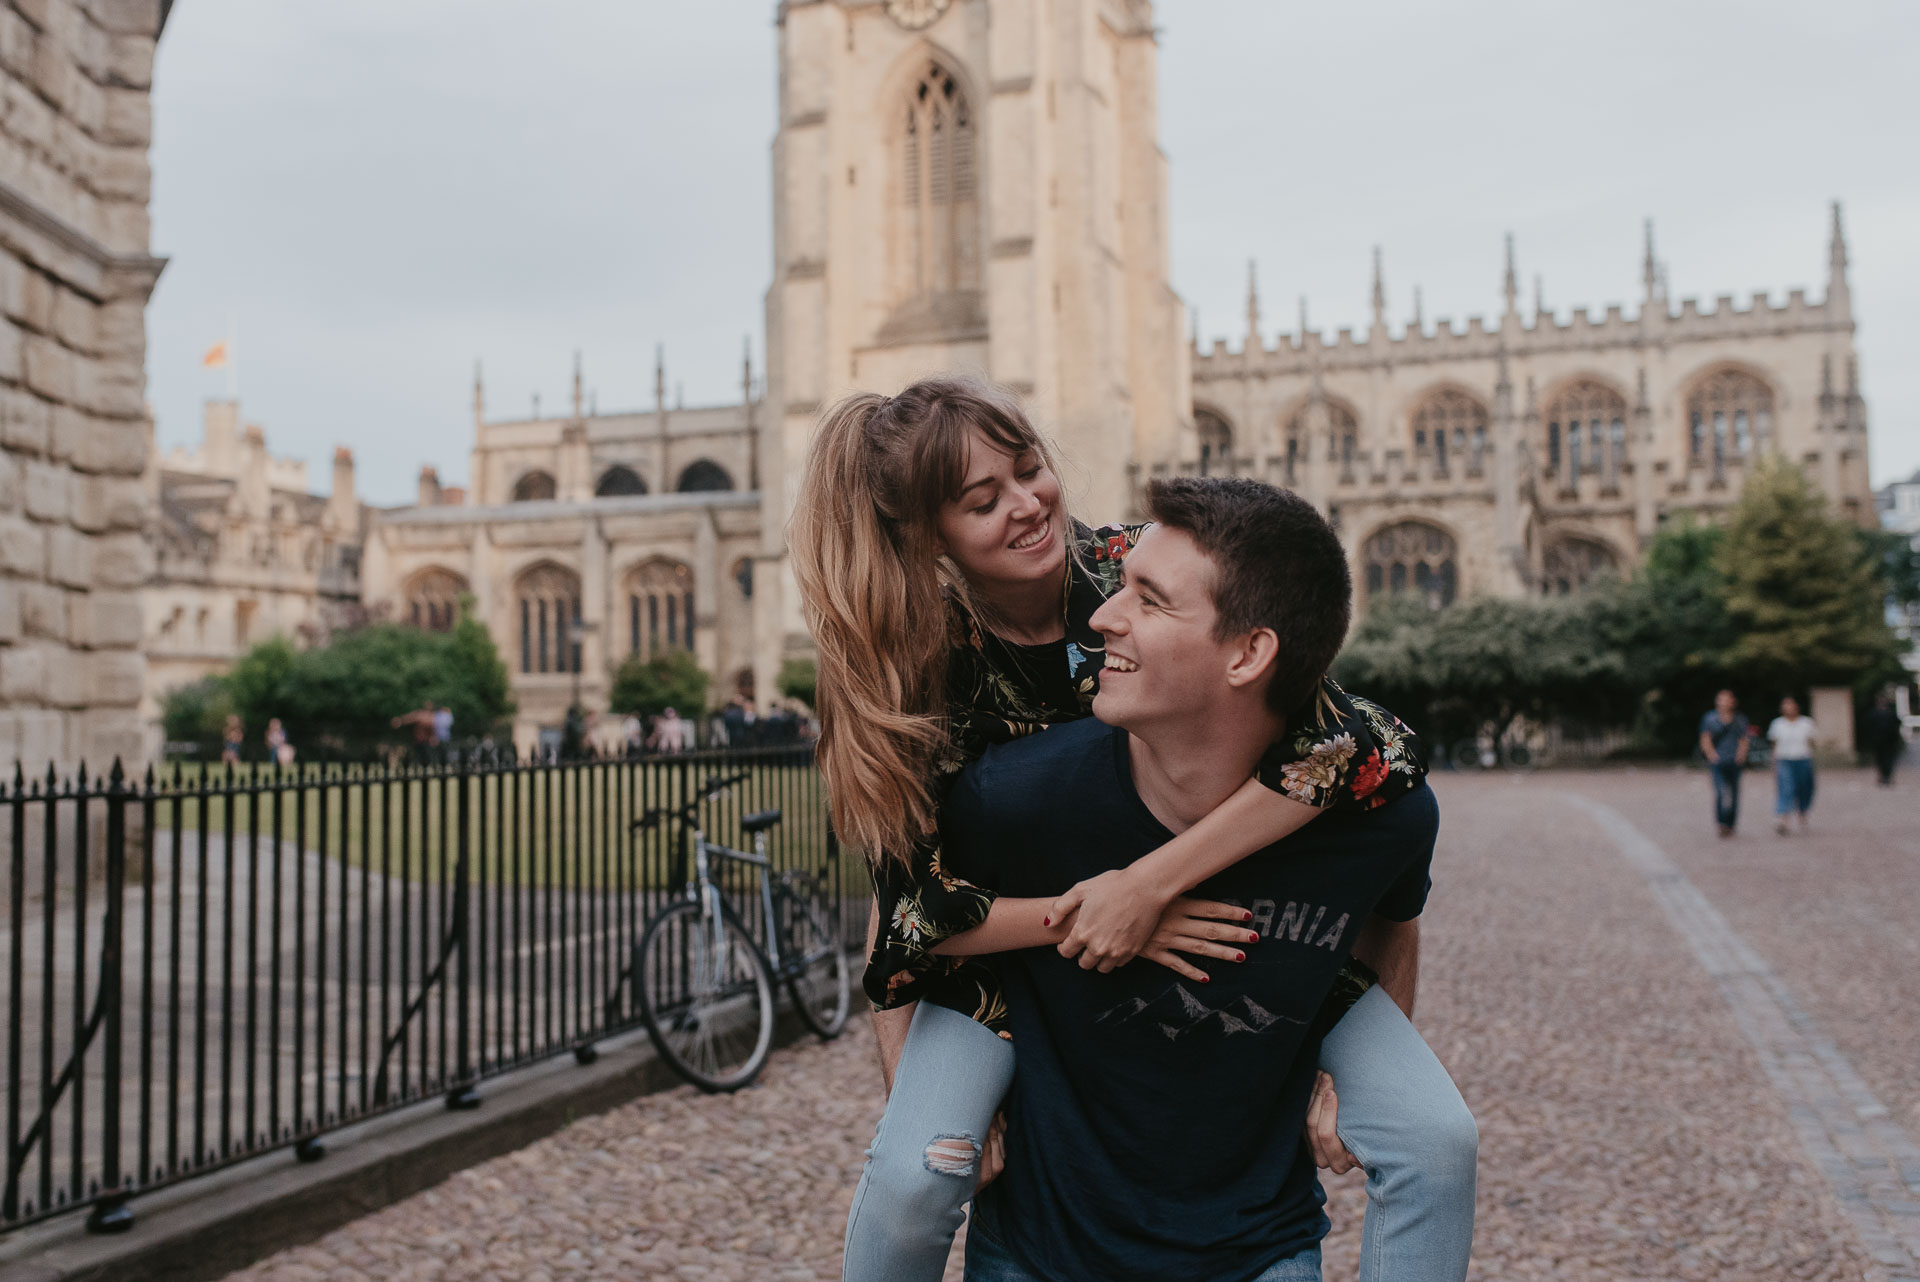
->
xmin=1042 ymin=917 xmax=1051 ymax=927
xmin=1243 ymin=911 xmax=1253 ymax=921
xmin=1235 ymin=951 xmax=1245 ymax=962
xmin=1200 ymin=974 xmax=1210 ymax=982
xmin=1248 ymin=932 xmax=1259 ymax=944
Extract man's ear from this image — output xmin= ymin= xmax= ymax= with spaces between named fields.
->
xmin=1224 ymin=627 xmax=1281 ymax=693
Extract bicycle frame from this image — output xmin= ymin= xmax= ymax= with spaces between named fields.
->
xmin=685 ymin=823 xmax=786 ymax=976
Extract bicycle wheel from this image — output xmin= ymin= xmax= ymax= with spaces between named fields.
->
xmin=774 ymin=875 xmax=851 ymax=1039
xmin=1503 ymin=742 xmax=1537 ymax=772
xmin=636 ymin=898 xmax=775 ymax=1092
xmin=1448 ymin=738 xmax=1482 ymax=771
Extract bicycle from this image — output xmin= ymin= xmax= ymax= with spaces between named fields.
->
xmin=629 ymin=772 xmax=851 ymax=1092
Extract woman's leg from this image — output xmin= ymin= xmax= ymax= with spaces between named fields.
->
xmin=1319 ymin=985 xmax=1477 ymax=1282
xmin=843 ymin=1002 xmax=1016 ymax=1282
xmin=1775 ymin=760 xmax=1794 ymax=824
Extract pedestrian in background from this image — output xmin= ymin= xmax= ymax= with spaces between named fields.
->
xmin=1767 ymin=696 xmax=1819 ymax=835
xmin=221 ymin=713 xmax=244 ymax=767
xmin=1865 ymin=693 xmax=1903 ymax=787
xmin=265 ymin=717 xmax=295 ymax=767
xmin=1698 ymin=689 xmax=1750 ymax=837
xmin=432 ymin=703 xmax=454 ymax=762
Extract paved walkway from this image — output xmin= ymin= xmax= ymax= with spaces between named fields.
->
xmin=218 ymin=767 xmax=1917 ymax=1281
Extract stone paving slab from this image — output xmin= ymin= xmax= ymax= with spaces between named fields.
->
xmin=205 ymin=770 xmax=1906 ymax=1281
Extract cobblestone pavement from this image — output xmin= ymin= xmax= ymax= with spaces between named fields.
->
xmin=223 ymin=768 xmax=1915 ymax=1281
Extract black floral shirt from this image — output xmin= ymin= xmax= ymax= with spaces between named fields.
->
xmin=865 ymin=522 xmax=1429 ymax=1033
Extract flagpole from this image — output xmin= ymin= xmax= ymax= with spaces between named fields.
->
xmin=226 ymin=313 xmax=238 ymax=400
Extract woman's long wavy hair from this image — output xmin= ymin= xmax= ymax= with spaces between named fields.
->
xmin=790 ymin=377 xmax=1068 ymax=866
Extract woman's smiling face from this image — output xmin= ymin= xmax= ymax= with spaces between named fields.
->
xmin=935 ymin=427 xmax=1066 ymax=593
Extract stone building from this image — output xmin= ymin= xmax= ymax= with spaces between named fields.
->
xmin=143 ymin=397 xmax=365 ymax=735
xmin=360 ymin=351 xmax=763 ymax=750
xmin=364 ymin=0 xmax=1873 ymax=747
xmin=0 ymin=0 xmax=169 ymax=775
xmin=1184 ymin=216 xmax=1872 ymax=610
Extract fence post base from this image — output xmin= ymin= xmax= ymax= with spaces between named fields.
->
xmin=86 ymin=1194 xmax=133 ymax=1234
xmin=573 ymin=1043 xmax=598 ymax=1066
xmin=294 ymin=1138 xmax=326 ymax=1163
xmin=445 ymin=1085 xmax=481 ymax=1111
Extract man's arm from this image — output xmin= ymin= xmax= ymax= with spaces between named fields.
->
xmin=1350 ymin=913 xmax=1419 ymax=1018
xmin=1699 ymin=730 xmax=1719 ymax=764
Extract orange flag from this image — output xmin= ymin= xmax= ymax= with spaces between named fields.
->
xmin=202 ymin=341 xmax=229 ymax=369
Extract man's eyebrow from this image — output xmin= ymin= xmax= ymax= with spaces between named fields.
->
xmin=1127 ymin=568 xmax=1173 ymax=601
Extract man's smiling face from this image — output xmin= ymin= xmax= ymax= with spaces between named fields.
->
xmin=1088 ymin=524 xmax=1243 ymax=734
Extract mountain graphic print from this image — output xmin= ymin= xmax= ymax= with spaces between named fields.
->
xmin=1094 ymin=982 xmax=1308 ymax=1043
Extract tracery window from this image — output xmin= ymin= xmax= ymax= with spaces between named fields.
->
xmin=1540 ymin=537 xmax=1619 ymax=596
xmin=676 ymin=459 xmax=734 ymax=493
xmin=511 ymin=470 xmax=557 ymax=502
xmin=1365 ymin=521 xmax=1457 ymax=609
xmin=1409 ymin=387 xmax=1488 ymax=477
xmin=515 ymin=563 xmax=581 ymax=675
xmin=595 ymin=464 xmax=647 ymax=497
xmin=626 ymin=559 xmax=696 ymax=659
xmin=1195 ymin=409 xmax=1234 ymax=476
xmin=1283 ymin=398 xmax=1360 ymax=475
xmin=404 ymin=566 xmax=469 ymax=632
xmin=1687 ymin=368 xmax=1774 ymax=466
xmin=1545 ymin=380 xmax=1628 ymax=482
xmin=897 ymin=61 xmax=980 ymax=302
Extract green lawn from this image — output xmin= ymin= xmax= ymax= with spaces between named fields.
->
xmin=145 ymin=756 xmax=856 ymax=896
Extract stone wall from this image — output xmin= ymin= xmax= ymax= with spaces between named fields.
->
xmin=0 ymin=0 xmax=166 ymax=774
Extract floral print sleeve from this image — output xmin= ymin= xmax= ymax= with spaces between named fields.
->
xmin=1256 ymin=678 xmax=1430 ymax=811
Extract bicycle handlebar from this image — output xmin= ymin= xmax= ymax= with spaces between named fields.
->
xmin=632 ymin=770 xmax=754 ymax=831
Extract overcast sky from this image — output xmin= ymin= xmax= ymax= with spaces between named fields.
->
xmin=147 ymin=1 xmax=1919 ymax=505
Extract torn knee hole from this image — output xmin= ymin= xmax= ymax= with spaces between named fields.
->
xmin=923 ymin=1135 xmax=980 ymax=1177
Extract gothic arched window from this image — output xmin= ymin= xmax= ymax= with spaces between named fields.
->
xmin=1286 ymin=398 xmax=1359 ymax=473
xmin=676 ymin=459 xmax=734 ymax=493
xmin=625 ymin=559 xmax=695 ymax=659
xmin=511 ymin=470 xmax=557 ymax=502
xmin=1365 ymin=521 xmax=1458 ymax=609
xmin=1545 ymin=380 xmax=1628 ymax=481
xmin=515 ymin=563 xmax=581 ymax=675
xmin=1409 ymin=387 xmax=1488 ymax=476
xmin=1195 ymin=409 xmax=1234 ymax=476
xmin=897 ymin=61 xmax=980 ymax=303
xmin=1687 ymin=368 xmax=1774 ymax=465
xmin=595 ymin=464 xmax=647 ymax=497
xmin=404 ymin=566 xmax=468 ymax=632
xmin=1540 ymin=537 xmax=1620 ymax=596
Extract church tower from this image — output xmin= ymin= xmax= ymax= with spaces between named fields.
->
xmin=757 ymin=0 xmax=1188 ymax=684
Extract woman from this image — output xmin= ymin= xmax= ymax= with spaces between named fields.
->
xmin=221 ymin=713 xmax=244 ymax=766
xmin=791 ymin=378 xmax=1476 ymax=1282
xmin=1768 ymin=696 xmax=1818 ymax=834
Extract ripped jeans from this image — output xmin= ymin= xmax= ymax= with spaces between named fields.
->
xmin=842 ymin=988 xmax=1477 ymax=1282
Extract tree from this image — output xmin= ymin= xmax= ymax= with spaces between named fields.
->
xmin=1715 ymin=458 xmax=1900 ymax=690
xmin=776 ymin=657 xmax=817 ymax=707
xmin=159 ymin=675 xmax=233 ymax=753
xmin=222 ymin=605 xmax=516 ymax=759
xmin=609 ymin=650 xmax=710 ymax=720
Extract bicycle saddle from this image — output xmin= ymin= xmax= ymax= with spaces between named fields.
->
xmin=740 ymin=808 xmax=783 ymax=834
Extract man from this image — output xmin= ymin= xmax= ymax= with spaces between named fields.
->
xmin=941 ymin=477 xmax=1449 ymax=1282
xmin=1698 ymin=690 xmax=1750 ymax=836
xmin=431 ymin=703 xmax=454 ymax=760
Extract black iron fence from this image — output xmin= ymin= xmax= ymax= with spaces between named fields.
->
xmin=0 ymin=744 xmax=844 ymax=1235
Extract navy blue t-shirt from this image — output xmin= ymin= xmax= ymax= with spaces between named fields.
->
xmin=1698 ymin=710 xmax=1750 ymax=762
xmin=942 ymin=717 xmax=1438 ymax=1282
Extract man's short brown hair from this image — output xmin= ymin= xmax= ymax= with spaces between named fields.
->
xmin=1144 ymin=477 xmax=1352 ymax=716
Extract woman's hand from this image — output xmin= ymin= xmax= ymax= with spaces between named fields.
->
xmin=1139 ymin=897 xmax=1258 ymax=984
xmin=976 ymin=1111 xmax=1008 ymax=1191
xmin=1050 ymin=867 xmax=1176 ymax=972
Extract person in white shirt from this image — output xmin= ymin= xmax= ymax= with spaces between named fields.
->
xmin=1766 ymin=697 xmax=1819 ymax=835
